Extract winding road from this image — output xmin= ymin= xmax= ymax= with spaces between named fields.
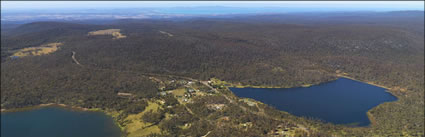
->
xmin=71 ymin=51 xmax=82 ymax=66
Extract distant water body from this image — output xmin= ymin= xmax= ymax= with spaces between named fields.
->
xmin=230 ymin=78 xmax=397 ymax=126
xmin=1 ymin=107 xmax=121 ymax=137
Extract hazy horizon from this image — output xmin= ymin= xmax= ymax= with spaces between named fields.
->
xmin=2 ymin=1 xmax=424 ymax=23
xmin=2 ymin=1 xmax=424 ymax=13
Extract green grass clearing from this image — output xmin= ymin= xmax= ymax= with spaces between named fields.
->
xmin=124 ymin=101 xmax=161 ymax=136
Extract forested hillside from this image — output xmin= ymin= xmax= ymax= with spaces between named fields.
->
xmin=1 ymin=11 xmax=424 ymax=136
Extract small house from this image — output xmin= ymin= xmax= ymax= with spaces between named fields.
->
xmin=187 ymin=88 xmax=195 ymax=93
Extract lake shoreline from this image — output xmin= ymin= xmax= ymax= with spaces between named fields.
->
xmin=1 ymin=103 xmax=90 ymax=113
xmin=227 ymin=75 xmax=392 ymax=91
xmin=337 ymin=75 xmax=389 ymax=90
xmin=336 ymin=75 xmax=402 ymax=101
xmin=1 ymin=103 xmax=125 ymax=133
xmin=218 ymin=73 xmax=401 ymax=128
xmin=227 ymin=74 xmax=402 ymax=99
xmin=229 ymin=77 xmax=399 ymax=128
xmin=1 ymin=103 xmax=125 ymax=135
xmin=1 ymin=104 xmax=123 ymax=137
xmin=218 ymin=77 xmax=339 ymax=89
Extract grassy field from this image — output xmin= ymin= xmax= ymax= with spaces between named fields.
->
xmin=171 ymin=88 xmax=186 ymax=96
xmin=88 ymin=29 xmax=126 ymax=39
xmin=125 ymin=101 xmax=161 ymax=137
xmin=11 ymin=42 xmax=63 ymax=57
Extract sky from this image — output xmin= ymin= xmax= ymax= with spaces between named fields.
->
xmin=2 ymin=1 xmax=424 ymax=12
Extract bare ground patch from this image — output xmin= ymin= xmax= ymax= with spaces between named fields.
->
xmin=88 ymin=29 xmax=127 ymax=39
xmin=11 ymin=42 xmax=63 ymax=57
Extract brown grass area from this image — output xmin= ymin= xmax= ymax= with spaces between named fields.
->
xmin=171 ymin=88 xmax=186 ymax=96
xmin=11 ymin=42 xmax=63 ymax=57
xmin=88 ymin=29 xmax=126 ymax=39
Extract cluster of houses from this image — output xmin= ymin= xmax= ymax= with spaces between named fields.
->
xmin=207 ymin=80 xmax=226 ymax=89
xmin=158 ymin=80 xmax=219 ymax=104
xmin=181 ymin=88 xmax=195 ymax=102
xmin=159 ymin=87 xmax=197 ymax=103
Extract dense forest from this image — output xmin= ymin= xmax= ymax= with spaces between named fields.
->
xmin=1 ymin=11 xmax=424 ymax=136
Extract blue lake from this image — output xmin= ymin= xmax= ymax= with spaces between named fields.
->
xmin=229 ymin=78 xmax=398 ymax=126
xmin=1 ymin=107 xmax=121 ymax=137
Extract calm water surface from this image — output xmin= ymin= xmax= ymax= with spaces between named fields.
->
xmin=230 ymin=78 xmax=397 ymax=126
xmin=1 ymin=107 xmax=121 ymax=137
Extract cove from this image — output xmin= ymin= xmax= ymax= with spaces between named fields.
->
xmin=229 ymin=78 xmax=397 ymax=126
xmin=1 ymin=106 xmax=121 ymax=137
